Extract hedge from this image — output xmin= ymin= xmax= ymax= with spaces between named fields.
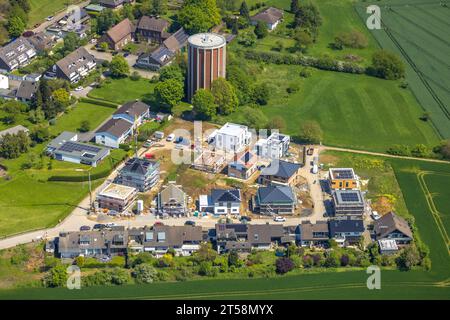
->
xmin=242 ymin=49 xmax=366 ymax=75
xmin=79 ymin=97 xmax=118 ymax=108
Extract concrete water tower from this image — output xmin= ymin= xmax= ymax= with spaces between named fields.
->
xmin=187 ymin=33 xmax=226 ymax=101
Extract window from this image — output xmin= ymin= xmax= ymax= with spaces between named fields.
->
xmin=157 ymin=232 xmax=166 ymax=242
xmin=145 ymin=232 xmax=154 ymax=241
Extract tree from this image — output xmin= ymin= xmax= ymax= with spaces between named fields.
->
xmin=334 ymin=30 xmax=368 ymax=49
xmin=96 ymin=9 xmax=119 ymax=34
xmin=299 ymin=120 xmax=323 ymax=143
xmin=28 ymin=107 xmax=45 ymax=124
xmin=294 ymin=3 xmax=322 ymax=38
xmin=192 ymin=89 xmax=216 ymax=120
xmin=239 ymin=1 xmax=250 ymax=21
xmin=193 ymin=243 xmax=217 ymax=263
xmin=154 ymin=79 xmax=184 ymax=111
xmin=232 ymin=18 xmax=239 ymax=35
xmin=99 ymin=42 xmax=109 ymax=52
xmin=275 ymin=257 xmax=295 ymax=274
xmin=30 ymin=125 xmax=50 ymax=143
xmin=7 ymin=16 xmax=26 ymax=38
xmin=78 ymin=120 xmax=91 ymax=133
xmin=151 ymin=0 xmax=168 ymax=15
xmin=109 ymin=268 xmax=131 ymax=285
xmin=237 ymin=29 xmax=257 ymax=47
xmin=110 ymin=55 xmax=130 ymax=78
xmin=43 ymin=264 xmax=68 ymax=288
xmin=132 ymin=264 xmax=158 ymax=283
xmin=211 ymin=78 xmax=239 ymax=115
xmin=52 ymin=88 xmax=70 ymax=111
xmin=178 ymin=0 xmax=221 ymax=34
xmin=252 ymin=83 xmax=270 ymax=105
xmin=434 ymin=140 xmax=450 ymax=160
xmin=290 ymin=0 xmax=299 ymax=13
xmin=159 ymin=65 xmax=184 ymax=83
xmin=324 ymin=252 xmax=340 ymax=268
xmin=254 ymin=20 xmax=268 ymax=39
xmin=227 ymin=250 xmax=241 ymax=267
xmin=396 ymin=245 xmax=420 ymax=271
xmin=293 ymin=29 xmax=313 ymax=53
xmin=269 ymin=116 xmax=287 ymax=132
xmin=370 ymin=50 xmax=405 ymax=80
xmin=0 ymin=131 xmax=31 ymax=159
xmin=62 ymin=32 xmax=80 ymax=54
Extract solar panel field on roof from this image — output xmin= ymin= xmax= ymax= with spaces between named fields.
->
xmin=334 ymin=169 xmax=353 ymax=179
xmin=59 ymin=141 xmax=101 ymax=154
xmin=340 ymin=192 xmax=360 ymax=202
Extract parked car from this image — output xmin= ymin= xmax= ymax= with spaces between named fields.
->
xmin=33 ymin=23 xmax=40 ymax=28
xmin=371 ymin=211 xmax=381 ymax=220
xmin=273 ymin=216 xmax=286 ymax=222
xmin=154 ymin=221 xmax=164 ymax=226
xmin=240 ymin=216 xmax=251 ymax=222
xmin=90 ymin=38 xmax=97 ymax=44
xmin=80 ymin=225 xmax=91 ymax=231
xmin=93 ymin=224 xmax=106 ymax=230
xmin=185 ymin=220 xmax=196 ymax=226
xmin=46 ymin=16 xmax=54 ymax=21
xmin=143 ymin=140 xmax=154 ymax=148
xmin=74 ymin=86 xmax=83 ymax=92
xmin=166 ymin=133 xmax=175 ymax=142
xmin=105 ymin=223 xmax=117 ymax=228
xmin=123 ymin=52 xmax=130 ymax=57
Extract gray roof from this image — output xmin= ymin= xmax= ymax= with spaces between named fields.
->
xmin=55 ymin=47 xmax=95 ymax=79
xmin=256 ymin=185 xmax=296 ymax=204
xmin=15 ymin=81 xmax=38 ymax=100
xmin=247 ymin=224 xmax=284 ymax=245
xmin=141 ymin=225 xmax=202 ymax=247
xmin=163 ymin=27 xmax=189 ymax=52
xmin=260 ymin=160 xmax=301 ymax=179
xmin=0 ymin=125 xmax=29 ymax=139
xmin=329 ymin=218 xmax=365 ymax=236
xmin=120 ymin=157 xmax=158 ymax=176
xmin=211 ymin=189 xmax=241 ymax=203
xmin=332 ymin=190 xmax=365 ymax=206
xmin=159 ymin=183 xmax=186 ymax=204
xmin=114 ymin=100 xmax=150 ymax=118
xmin=374 ymin=212 xmax=413 ymax=239
xmin=251 ymin=7 xmax=284 ymax=25
xmin=47 ymin=131 xmax=77 ymax=150
xmin=96 ymin=118 xmax=132 ymax=138
xmin=99 ymin=0 xmax=126 ymax=7
xmin=299 ymin=221 xmax=329 ymax=241
xmin=58 ymin=229 xmax=128 ymax=253
xmin=0 ymin=37 xmax=36 ymax=70
xmin=137 ymin=16 xmax=170 ymax=32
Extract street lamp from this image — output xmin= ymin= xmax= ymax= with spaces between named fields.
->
xmin=75 ymin=168 xmax=93 ymax=212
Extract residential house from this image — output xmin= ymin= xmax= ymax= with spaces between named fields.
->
xmin=112 ymin=100 xmax=150 ymax=129
xmin=332 ymin=190 xmax=365 ymax=217
xmin=374 ymin=211 xmax=413 ymax=245
xmin=0 ymin=125 xmax=29 ymax=139
xmin=46 ymin=131 xmax=110 ymax=167
xmin=85 ymin=4 xmax=106 ymax=15
xmin=250 ymin=7 xmax=284 ymax=31
xmin=135 ymin=16 xmax=170 ymax=44
xmin=200 ymin=189 xmax=241 ymax=215
xmin=255 ymin=132 xmax=290 ymax=159
xmin=27 ymin=32 xmax=55 ymax=52
xmin=54 ymin=47 xmax=96 ymax=83
xmin=99 ymin=18 xmax=135 ymax=51
xmin=298 ymin=221 xmax=330 ymax=247
xmin=57 ymin=227 xmax=128 ymax=258
xmin=328 ymin=218 xmax=365 ymax=246
xmin=378 ymin=239 xmax=399 ymax=255
xmin=115 ymin=157 xmax=160 ymax=192
xmin=98 ymin=0 xmax=132 ymax=9
xmin=157 ymin=183 xmax=188 ymax=216
xmin=128 ymin=225 xmax=203 ymax=257
xmin=253 ymin=185 xmax=297 ymax=215
xmin=15 ymin=81 xmax=38 ymax=102
xmin=96 ymin=183 xmax=137 ymax=212
xmin=258 ymin=160 xmax=302 ymax=187
xmin=0 ymin=74 xmax=8 ymax=89
xmin=95 ymin=118 xmax=133 ymax=149
xmin=212 ymin=122 xmax=252 ymax=153
xmin=328 ymin=168 xmax=359 ymax=190
xmin=0 ymin=37 xmax=37 ymax=72
xmin=136 ymin=28 xmax=189 ymax=70
xmin=227 ymin=150 xmax=258 ymax=180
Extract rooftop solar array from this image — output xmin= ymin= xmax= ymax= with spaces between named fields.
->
xmin=333 ymin=169 xmax=354 ymax=179
xmin=340 ymin=192 xmax=360 ymax=202
xmin=59 ymin=141 xmax=101 ymax=154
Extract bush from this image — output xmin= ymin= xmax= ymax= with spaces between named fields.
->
xmin=43 ymin=265 xmax=68 ymax=288
xmin=275 ymin=257 xmax=295 ymax=274
xmin=132 ymin=264 xmax=158 ymax=283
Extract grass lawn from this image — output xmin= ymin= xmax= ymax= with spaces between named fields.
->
xmin=27 ymin=0 xmax=80 ymax=27
xmin=88 ymin=77 xmax=156 ymax=105
xmin=222 ymin=63 xmax=438 ymax=152
xmin=0 ymin=102 xmax=119 ymax=237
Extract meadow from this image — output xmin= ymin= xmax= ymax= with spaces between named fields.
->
xmin=355 ymin=0 xmax=450 ymax=138
xmin=27 ymin=0 xmax=81 ymax=27
xmin=223 ymin=64 xmax=439 ymax=152
xmin=0 ymin=102 xmax=119 ymax=237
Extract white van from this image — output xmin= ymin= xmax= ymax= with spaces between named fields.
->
xmin=166 ymin=133 xmax=175 ymax=142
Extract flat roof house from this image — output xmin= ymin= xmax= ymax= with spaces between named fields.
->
xmin=250 ymin=7 xmax=284 ymax=31
xmin=115 ymin=157 xmax=160 ymax=192
xmin=328 ymin=168 xmax=359 ymax=190
xmin=258 ymin=160 xmax=302 ymax=187
xmin=227 ymin=150 xmax=258 ymax=180
xmin=253 ymin=185 xmax=297 ymax=215
xmin=95 ymin=118 xmax=133 ymax=149
xmin=378 ymin=239 xmax=399 ymax=255
xmin=332 ymin=190 xmax=365 ymax=217
xmin=374 ymin=211 xmax=413 ymax=245
xmin=135 ymin=16 xmax=170 ymax=44
xmin=15 ymin=80 xmax=38 ymax=102
xmin=298 ymin=221 xmax=330 ymax=247
xmin=99 ymin=18 xmax=135 ymax=51
xmin=46 ymin=131 xmax=110 ymax=167
xmin=112 ymin=100 xmax=150 ymax=128
xmin=329 ymin=218 xmax=365 ymax=247
xmin=157 ymin=183 xmax=188 ymax=217
xmin=213 ymin=122 xmax=252 ymax=153
xmin=54 ymin=47 xmax=96 ymax=83
xmin=98 ymin=0 xmax=131 ymax=9
xmin=255 ymin=132 xmax=290 ymax=159
xmin=97 ymin=183 xmax=137 ymax=212
xmin=0 ymin=37 xmax=37 ymax=72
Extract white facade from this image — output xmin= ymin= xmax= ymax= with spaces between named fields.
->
xmin=0 ymin=74 xmax=8 ymax=89
xmin=255 ymin=132 xmax=290 ymax=159
xmin=95 ymin=130 xmax=131 ymax=149
xmin=214 ymin=202 xmax=240 ymax=215
xmin=214 ymin=122 xmax=251 ymax=153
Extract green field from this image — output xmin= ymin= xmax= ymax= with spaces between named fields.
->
xmin=0 ymin=155 xmax=449 ymax=299
xmin=0 ymin=102 xmax=118 ymax=237
xmin=88 ymin=78 xmax=156 ymax=105
xmin=355 ymin=0 xmax=450 ymax=138
xmin=223 ymin=64 xmax=439 ymax=152
xmin=28 ymin=0 xmax=81 ymax=27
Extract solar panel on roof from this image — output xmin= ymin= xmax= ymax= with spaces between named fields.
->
xmin=340 ymin=192 xmax=360 ymax=202
xmin=335 ymin=170 xmax=353 ymax=179
xmin=59 ymin=141 xmax=101 ymax=154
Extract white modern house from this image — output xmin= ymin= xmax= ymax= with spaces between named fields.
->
xmin=0 ymin=74 xmax=8 ymax=89
xmin=112 ymin=100 xmax=150 ymax=129
xmin=95 ymin=118 xmax=133 ymax=149
xmin=255 ymin=132 xmax=290 ymax=159
xmin=199 ymin=189 xmax=241 ymax=215
xmin=212 ymin=122 xmax=251 ymax=153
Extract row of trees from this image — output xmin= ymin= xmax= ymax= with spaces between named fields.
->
xmin=6 ymin=0 xmax=31 ymax=38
